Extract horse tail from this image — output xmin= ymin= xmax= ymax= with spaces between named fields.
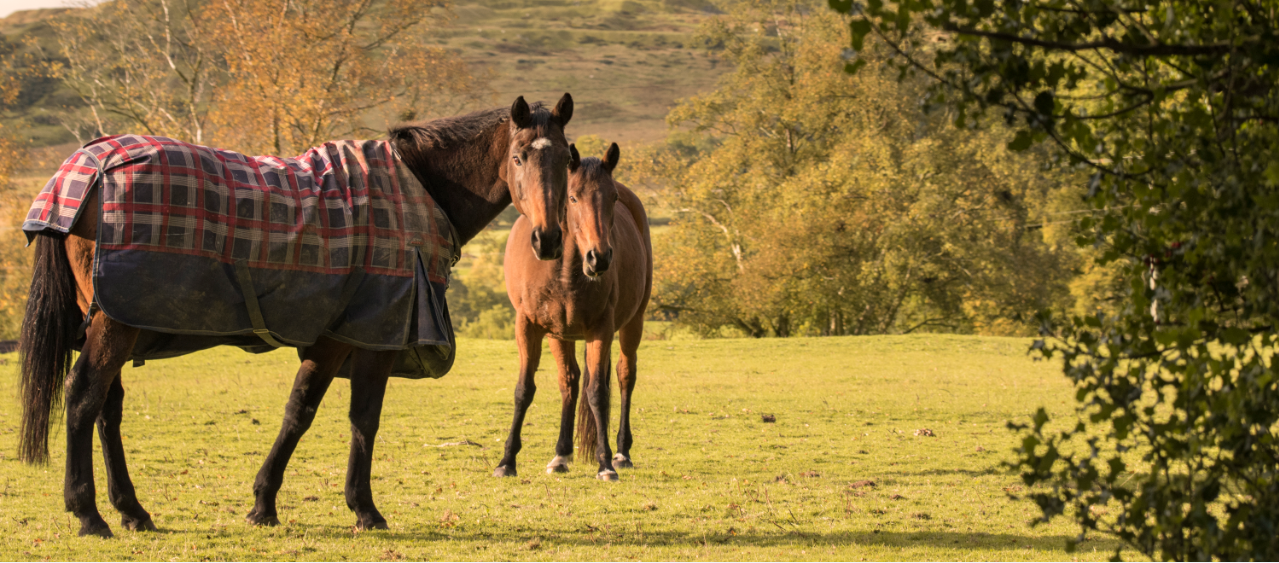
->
xmin=575 ymin=359 xmax=611 ymax=463
xmin=19 ymin=233 xmax=80 ymax=464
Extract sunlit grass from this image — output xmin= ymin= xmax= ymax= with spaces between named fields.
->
xmin=0 ymin=335 xmax=1135 ymax=560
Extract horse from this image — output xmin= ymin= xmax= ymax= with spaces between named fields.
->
xmin=494 ymin=142 xmax=652 ymax=481
xmin=18 ymin=94 xmax=575 ymax=537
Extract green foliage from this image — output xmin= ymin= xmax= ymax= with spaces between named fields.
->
xmin=0 ymin=336 xmax=1122 ymax=560
xmin=832 ymin=0 xmax=1279 ymax=559
xmin=448 ymin=229 xmax=516 ymax=339
xmin=634 ymin=0 xmax=1078 ymax=338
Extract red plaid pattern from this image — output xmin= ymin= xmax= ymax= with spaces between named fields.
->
xmin=26 ymin=135 xmax=454 ymax=284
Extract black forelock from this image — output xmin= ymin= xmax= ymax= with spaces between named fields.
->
xmin=575 ymin=157 xmax=614 ymax=181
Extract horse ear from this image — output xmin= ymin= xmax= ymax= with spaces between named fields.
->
xmin=569 ymin=144 xmax=581 ymax=172
xmin=510 ymin=96 xmax=532 ymax=129
xmin=603 ymin=142 xmax=620 ymax=174
xmin=552 ymin=93 xmax=573 ymax=126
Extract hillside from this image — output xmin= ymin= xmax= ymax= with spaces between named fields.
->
xmin=0 ymin=0 xmax=728 ymax=152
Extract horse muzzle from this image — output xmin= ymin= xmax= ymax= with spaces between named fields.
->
xmin=584 ymin=248 xmax=612 ymax=277
xmin=531 ymin=227 xmax=563 ymax=261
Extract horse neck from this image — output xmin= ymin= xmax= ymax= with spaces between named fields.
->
xmin=405 ymin=125 xmax=513 ymax=245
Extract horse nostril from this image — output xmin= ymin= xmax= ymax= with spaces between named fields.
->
xmin=531 ymin=229 xmax=542 ymax=254
xmin=596 ymin=249 xmax=612 ymax=272
xmin=586 ymin=249 xmax=598 ymax=268
xmin=546 ymin=229 xmax=563 ymax=257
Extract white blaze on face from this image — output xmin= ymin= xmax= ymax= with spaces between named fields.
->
xmin=531 ymin=138 xmax=552 ymax=150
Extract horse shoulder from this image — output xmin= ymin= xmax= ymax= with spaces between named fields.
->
xmin=504 ymin=215 xmax=536 ymax=310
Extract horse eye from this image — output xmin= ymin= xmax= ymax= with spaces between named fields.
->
xmin=513 ymin=155 xmax=522 ymax=166
xmin=569 ymin=196 xmax=577 ymax=203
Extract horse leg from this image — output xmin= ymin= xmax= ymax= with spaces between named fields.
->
xmin=65 ymin=314 xmax=139 ymax=537
xmin=495 ymin=316 xmax=545 ymax=477
xmin=345 ymin=349 xmax=397 ymax=530
xmin=584 ymin=329 xmax=618 ymax=481
xmin=247 ymin=338 xmax=353 ymax=526
xmin=96 ymin=374 xmax=156 ymax=531
xmin=546 ymin=338 xmax=579 ymax=474
xmin=613 ymin=315 xmax=643 ymax=469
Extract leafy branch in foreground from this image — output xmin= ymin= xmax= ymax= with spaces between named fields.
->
xmin=829 ymin=0 xmax=1279 ymax=560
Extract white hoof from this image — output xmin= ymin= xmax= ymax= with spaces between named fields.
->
xmin=597 ymin=470 xmax=619 ymax=482
xmin=546 ymin=456 xmax=570 ymax=474
xmin=612 ymin=453 xmax=634 ymax=469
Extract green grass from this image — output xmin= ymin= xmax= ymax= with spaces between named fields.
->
xmin=0 ymin=334 xmax=1132 ymax=560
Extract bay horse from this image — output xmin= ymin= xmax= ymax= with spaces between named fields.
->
xmin=495 ymin=142 xmax=652 ymax=481
xmin=18 ymin=94 xmax=574 ymax=537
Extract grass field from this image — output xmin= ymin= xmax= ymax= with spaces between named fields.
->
xmin=0 ymin=334 xmax=1131 ymax=560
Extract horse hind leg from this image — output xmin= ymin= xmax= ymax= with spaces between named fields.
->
xmin=96 ymin=374 xmax=156 ymax=531
xmin=547 ymin=338 xmax=580 ymax=474
xmin=65 ymin=313 xmax=139 ymax=537
xmin=613 ymin=314 xmax=643 ymax=470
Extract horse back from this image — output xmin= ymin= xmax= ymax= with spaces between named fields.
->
xmin=612 ymin=180 xmax=653 ymax=307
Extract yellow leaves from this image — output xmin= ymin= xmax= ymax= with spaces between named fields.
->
xmin=202 ymin=0 xmax=476 ymax=155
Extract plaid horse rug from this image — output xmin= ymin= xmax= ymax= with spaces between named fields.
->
xmin=24 ymin=134 xmax=459 ymax=379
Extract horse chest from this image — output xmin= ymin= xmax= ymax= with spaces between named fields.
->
xmin=530 ymin=280 xmax=613 ymax=340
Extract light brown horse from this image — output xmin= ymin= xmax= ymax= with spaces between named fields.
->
xmin=18 ymin=95 xmax=574 ymax=537
xmin=495 ymin=142 xmax=652 ymax=481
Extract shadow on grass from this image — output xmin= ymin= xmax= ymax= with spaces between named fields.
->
xmin=280 ymin=526 xmax=1118 ymax=553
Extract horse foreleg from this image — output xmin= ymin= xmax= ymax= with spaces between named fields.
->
xmin=495 ymin=317 xmax=545 ymax=477
xmin=613 ymin=315 xmax=643 ymax=469
xmin=546 ymin=338 xmax=579 ymax=474
xmin=96 ymin=374 xmax=156 ymax=531
xmin=248 ymin=338 xmax=352 ymax=526
xmin=345 ymin=349 xmax=395 ymax=530
xmin=65 ymin=314 xmax=139 ymax=537
xmin=584 ymin=330 xmax=618 ymax=481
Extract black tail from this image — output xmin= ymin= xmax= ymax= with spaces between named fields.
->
xmin=575 ymin=359 xmax=611 ymax=463
xmin=19 ymin=234 xmax=80 ymax=464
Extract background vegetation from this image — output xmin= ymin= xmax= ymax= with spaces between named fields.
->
xmin=835 ymin=0 xmax=1279 ymax=559
xmin=0 ymin=0 xmax=1113 ymax=341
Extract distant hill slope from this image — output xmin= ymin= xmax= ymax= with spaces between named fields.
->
xmin=0 ymin=0 xmax=727 ymax=150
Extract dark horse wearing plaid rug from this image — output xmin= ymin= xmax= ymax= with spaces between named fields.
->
xmin=495 ymin=143 xmax=652 ymax=481
xmin=18 ymin=94 xmax=574 ymax=537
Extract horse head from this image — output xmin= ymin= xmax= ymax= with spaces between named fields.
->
xmin=503 ymin=93 xmax=573 ymax=260
xmin=566 ymin=142 xmax=620 ymax=278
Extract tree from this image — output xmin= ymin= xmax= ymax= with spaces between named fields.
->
xmin=0 ymin=36 xmax=47 ymax=338
xmin=51 ymin=0 xmax=215 ymax=143
xmin=632 ymin=0 xmax=1076 ymax=337
xmin=831 ymin=0 xmax=1279 ymax=558
xmin=204 ymin=0 xmax=479 ymax=155
xmin=50 ymin=0 xmax=480 ymax=153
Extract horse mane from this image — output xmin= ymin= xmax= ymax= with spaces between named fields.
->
xmin=387 ymin=101 xmax=557 ymax=244
xmin=388 ymin=102 xmax=547 ymax=151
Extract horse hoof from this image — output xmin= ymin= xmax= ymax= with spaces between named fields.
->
xmin=494 ymin=465 xmax=517 ymax=478
xmin=122 ymin=515 xmax=157 ymax=532
xmin=546 ymin=455 xmax=570 ymax=474
xmin=78 ymin=517 xmax=113 ymax=538
xmin=612 ymin=454 xmax=634 ymax=469
xmin=356 ymin=518 xmax=388 ymax=531
xmin=245 ymin=509 xmax=280 ymax=527
xmin=597 ymin=470 xmax=619 ymax=482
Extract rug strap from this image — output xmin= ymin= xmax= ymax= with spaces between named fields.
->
xmin=233 ymin=259 xmax=286 ymax=348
